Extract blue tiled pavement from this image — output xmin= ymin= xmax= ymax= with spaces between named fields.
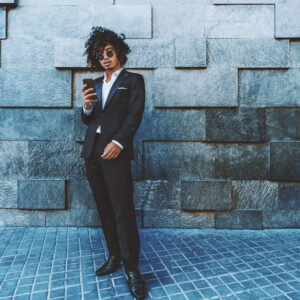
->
xmin=0 ymin=228 xmax=299 ymax=300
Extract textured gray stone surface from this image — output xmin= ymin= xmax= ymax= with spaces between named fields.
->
xmin=7 ymin=5 xmax=79 ymax=40
xmin=68 ymin=180 xmax=96 ymax=209
xmin=206 ymin=108 xmax=266 ymax=142
xmin=74 ymin=107 xmax=86 ymax=142
xmin=180 ymin=211 xmax=215 ymax=229
xmin=144 ymin=142 xmax=268 ymax=180
xmin=2 ymin=38 xmax=54 ymax=68
xmin=290 ymin=41 xmax=300 ymax=68
xmin=181 ymin=180 xmax=232 ymax=211
xmin=28 ymin=141 xmax=85 ymax=179
xmin=19 ymin=0 xmax=111 ymax=4
xmin=0 ymin=181 xmax=17 ymax=208
xmin=0 ymin=8 xmax=6 ymax=39
xmin=215 ymin=210 xmax=263 ymax=229
xmin=207 ymin=39 xmax=289 ymax=68
xmin=240 ymin=69 xmax=300 ymax=107
xmin=0 ymin=0 xmax=18 ymax=4
xmin=214 ymin=0 xmax=283 ymax=3
xmin=153 ymin=68 xmax=237 ymax=107
xmin=205 ymin=5 xmax=274 ymax=38
xmin=278 ymin=183 xmax=300 ymax=210
xmin=0 ymin=210 xmax=45 ymax=226
xmin=267 ymin=109 xmax=300 ymax=141
xmin=18 ymin=180 xmax=65 ymax=209
xmin=139 ymin=109 xmax=205 ymax=141
xmin=79 ymin=5 xmax=152 ymax=39
xmin=153 ymin=4 xmax=205 ymax=39
xmin=175 ymin=38 xmax=206 ymax=68
xmin=275 ymin=3 xmax=300 ymax=38
xmin=270 ymin=142 xmax=300 ymax=181
xmin=263 ymin=210 xmax=300 ymax=228
xmin=0 ymin=69 xmax=71 ymax=107
xmin=134 ymin=180 xmax=181 ymax=210
xmin=143 ymin=209 xmax=181 ymax=228
xmin=233 ymin=181 xmax=278 ymax=209
xmin=0 ymin=142 xmax=28 ymax=179
xmin=0 ymin=109 xmax=74 ymax=140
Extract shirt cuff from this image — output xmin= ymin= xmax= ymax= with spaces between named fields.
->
xmin=112 ymin=140 xmax=124 ymax=150
xmin=83 ymin=105 xmax=93 ymax=115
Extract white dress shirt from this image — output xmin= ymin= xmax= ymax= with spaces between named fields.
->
xmin=83 ymin=67 xmax=124 ymax=150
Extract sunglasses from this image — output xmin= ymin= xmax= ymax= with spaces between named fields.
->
xmin=96 ymin=49 xmax=115 ymax=61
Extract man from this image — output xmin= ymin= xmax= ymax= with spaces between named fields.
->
xmin=80 ymin=26 xmax=146 ymax=300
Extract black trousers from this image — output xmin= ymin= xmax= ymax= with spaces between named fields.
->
xmin=84 ymin=133 xmax=140 ymax=270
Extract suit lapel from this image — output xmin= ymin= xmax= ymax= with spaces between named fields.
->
xmin=103 ymin=69 xmax=128 ymax=111
xmin=93 ymin=77 xmax=104 ymax=111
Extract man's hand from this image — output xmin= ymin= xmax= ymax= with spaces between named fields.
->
xmin=101 ymin=142 xmax=122 ymax=159
xmin=82 ymin=84 xmax=97 ymax=110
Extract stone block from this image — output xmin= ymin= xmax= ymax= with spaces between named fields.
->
xmin=0 ymin=210 xmax=45 ymax=226
xmin=74 ymin=107 xmax=86 ymax=142
xmin=290 ymin=41 xmax=300 ymax=68
xmin=263 ymin=210 xmax=300 ymax=228
xmin=267 ymin=109 xmax=300 ymax=141
xmin=205 ymin=4 xmax=274 ymax=38
xmin=180 ymin=212 xmax=215 ymax=229
xmin=0 ymin=141 xmax=28 ymax=179
xmin=278 ymin=183 xmax=300 ymax=210
xmin=239 ymin=69 xmax=300 ymax=107
xmin=139 ymin=109 xmax=205 ymax=141
xmin=17 ymin=180 xmax=65 ymax=209
xmin=153 ymin=68 xmax=238 ymax=107
xmin=0 ymin=109 xmax=74 ymax=140
xmin=28 ymin=141 xmax=86 ymax=179
xmin=153 ymin=4 xmax=205 ymax=39
xmin=0 ymin=8 xmax=5 ymax=39
xmin=0 ymin=180 xmax=17 ymax=208
xmin=0 ymin=0 xmax=18 ymax=4
xmin=19 ymin=0 xmax=111 ymax=4
xmin=175 ymin=38 xmax=206 ymax=68
xmin=214 ymin=0 xmax=283 ymax=3
xmin=270 ymin=142 xmax=300 ymax=181
xmin=206 ymin=108 xmax=266 ymax=142
xmin=207 ymin=39 xmax=289 ymax=68
xmin=68 ymin=180 xmax=96 ymax=209
xmin=1 ymin=38 xmax=54 ymax=68
xmin=144 ymin=142 xmax=268 ymax=180
xmin=215 ymin=210 xmax=263 ymax=229
xmin=233 ymin=180 xmax=278 ymax=209
xmin=79 ymin=5 xmax=152 ymax=39
xmin=275 ymin=3 xmax=300 ymax=38
xmin=181 ymin=180 xmax=232 ymax=211
xmin=0 ymin=68 xmax=71 ymax=107
xmin=7 ymin=5 xmax=79 ymax=40
xmin=143 ymin=209 xmax=181 ymax=228
xmin=134 ymin=180 xmax=181 ymax=210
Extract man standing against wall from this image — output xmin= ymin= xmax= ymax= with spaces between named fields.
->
xmin=80 ymin=26 xmax=146 ymax=300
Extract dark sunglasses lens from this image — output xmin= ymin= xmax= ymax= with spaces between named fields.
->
xmin=107 ymin=50 xmax=114 ymax=57
xmin=98 ymin=53 xmax=104 ymax=60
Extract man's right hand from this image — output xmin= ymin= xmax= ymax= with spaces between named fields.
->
xmin=82 ymin=84 xmax=97 ymax=110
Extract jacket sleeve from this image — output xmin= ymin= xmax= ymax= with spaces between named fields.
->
xmin=81 ymin=105 xmax=94 ymax=125
xmin=112 ymin=74 xmax=145 ymax=148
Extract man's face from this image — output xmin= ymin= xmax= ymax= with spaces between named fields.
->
xmin=97 ymin=43 xmax=121 ymax=71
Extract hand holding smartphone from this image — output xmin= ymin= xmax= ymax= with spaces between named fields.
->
xmin=82 ymin=78 xmax=97 ymax=109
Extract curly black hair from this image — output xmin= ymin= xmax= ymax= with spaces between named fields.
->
xmin=83 ymin=26 xmax=131 ymax=71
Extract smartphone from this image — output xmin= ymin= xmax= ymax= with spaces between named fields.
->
xmin=83 ymin=78 xmax=97 ymax=100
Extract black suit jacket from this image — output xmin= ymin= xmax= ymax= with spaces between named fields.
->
xmin=80 ymin=68 xmax=145 ymax=160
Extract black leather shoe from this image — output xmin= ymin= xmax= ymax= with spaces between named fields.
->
xmin=96 ymin=255 xmax=122 ymax=276
xmin=124 ymin=268 xmax=147 ymax=300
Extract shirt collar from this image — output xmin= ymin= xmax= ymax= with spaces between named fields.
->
xmin=103 ymin=67 xmax=124 ymax=81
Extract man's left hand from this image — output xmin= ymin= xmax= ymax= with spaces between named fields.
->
xmin=101 ymin=142 xmax=122 ymax=159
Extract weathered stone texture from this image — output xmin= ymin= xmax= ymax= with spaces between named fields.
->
xmin=181 ymin=180 xmax=232 ymax=211
xmin=270 ymin=142 xmax=300 ymax=181
xmin=215 ymin=210 xmax=263 ymax=229
xmin=144 ymin=142 xmax=268 ymax=180
xmin=263 ymin=210 xmax=300 ymax=228
xmin=205 ymin=5 xmax=274 ymax=38
xmin=0 ymin=181 xmax=17 ymax=208
xmin=290 ymin=41 xmax=300 ymax=68
xmin=0 ymin=69 xmax=71 ymax=107
xmin=0 ymin=8 xmax=6 ymax=39
xmin=153 ymin=68 xmax=238 ymax=107
xmin=232 ymin=181 xmax=278 ymax=209
xmin=278 ymin=183 xmax=300 ymax=210
xmin=240 ymin=69 xmax=300 ymax=107
xmin=0 ymin=210 xmax=45 ymax=226
xmin=207 ymin=39 xmax=289 ymax=68
xmin=28 ymin=141 xmax=85 ymax=179
xmin=206 ymin=108 xmax=266 ymax=142
xmin=267 ymin=109 xmax=300 ymax=141
xmin=0 ymin=109 xmax=74 ymax=140
xmin=18 ymin=180 xmax=65 ymax=210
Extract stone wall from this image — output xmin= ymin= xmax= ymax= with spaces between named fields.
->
xmin=0 ymin=0 xmax=299 ymax=229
